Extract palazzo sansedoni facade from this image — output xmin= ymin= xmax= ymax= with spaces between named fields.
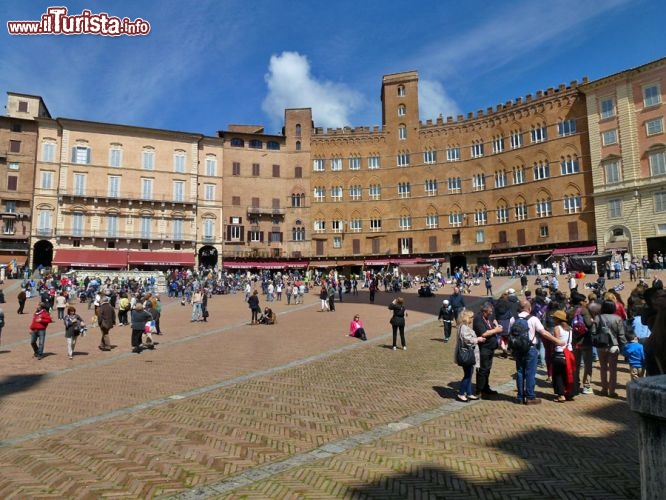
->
xmin=1 ymin=56 xmax=665 ymax=272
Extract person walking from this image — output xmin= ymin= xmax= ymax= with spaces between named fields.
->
xmin=29 ymin=302 xmax=53 ymax=359
xmin=97 ymin=296 xmax=116 ymax=351
xmin=319 ymin=285 xmax=330 ymax=312
xmin=438 ymin=299 xmax=454 ymax=342
xmin=596 ymin=299 xmax=628 ymax=398
xmin=455 ymin=309 xmax=484 ymax=401
xmin=17 ymin=288 xmax=26 ymax=314
xmin=63 ymin=305 xmax=85 ymax=360
xmin=55 ymin=292 xmax=67 ymax=320
xmin=248 ymin=289 xmax=261 ymax=324
xmin=388 ymin=297 xmax=407 ymax=350
xmin=130 ymin=302 xmax=153 ymax=353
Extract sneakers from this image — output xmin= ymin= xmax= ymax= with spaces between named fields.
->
xmin=456 ymin=394 xmax=468 ymax=402
xmin=524 ymin=398 xmax=542 ymax=405
xmin=402 ymin=346 xmax=407 ymax=350
xmin=581 ymin=387 xmax=593 ymax=395
xmin=466 ymin=394 xmax=479 ymax=401
xmin=392 ymin=346 xmax=397 ymax=350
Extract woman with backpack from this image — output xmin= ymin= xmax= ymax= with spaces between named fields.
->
xmin=595 ymin=300 xmax=628 ymax=398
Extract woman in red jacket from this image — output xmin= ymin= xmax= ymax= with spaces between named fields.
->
xmin=30 ymin=302 xmax=53 ymax=359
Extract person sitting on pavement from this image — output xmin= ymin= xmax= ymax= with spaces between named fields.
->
xmin=349 ymin=314 xmax=367 ymax=340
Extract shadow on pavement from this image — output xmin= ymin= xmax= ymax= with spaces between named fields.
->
xmin=0 ymin=373 xmax=48 ymax=400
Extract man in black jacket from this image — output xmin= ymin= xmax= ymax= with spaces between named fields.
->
xmin=437 ymin=299 xmax=454 ymax=342
xmin=473 ymin=301 xmax=503 ymax=397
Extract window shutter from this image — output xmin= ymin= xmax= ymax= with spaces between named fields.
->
xmin=227 ymin=225 xmax=232 ymax=241
xmin=239 ymin=226 xmax=244 ymax=242
xmin=86 ymin=148 xmax=91 ymax=164
xmin=279 ymin=232 xmax=283 ymax=242
xmin=259 ymin=231 xmax=264 ymax=242
xmin=71 ymin=147 xmax=77 ymax=163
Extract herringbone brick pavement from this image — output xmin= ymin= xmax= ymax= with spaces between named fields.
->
xmin=0 ymin=277 xmax=641 ymax=499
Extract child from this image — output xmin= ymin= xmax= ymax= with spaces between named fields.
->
xmin=623 ymin=331 xmax=645 ymax=382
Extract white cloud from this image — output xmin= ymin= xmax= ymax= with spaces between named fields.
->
xmin=262 ymin=51 xmax=363 ymax=129
xmin=418 ymin=79 xmax=460 ymax=122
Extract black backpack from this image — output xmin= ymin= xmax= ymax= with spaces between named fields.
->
xmin=508 ymin=315 xmax=532 ymax=357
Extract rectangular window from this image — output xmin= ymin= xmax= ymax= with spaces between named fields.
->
xmin=204 ymin=156 xmax=215 ymax=176
xmin=424 ymin=179 xmax=437 ymax=196
xmin=142 ymin=149 xmax=154 ymax=170
xmin=476 ymin=230 xmax=485 ymax=243
xmin=232 ymin=196 xmax=241 ymax=206
xmin=3 ymin=218 xmax=14 ymax=235
xmin=251 ymin=197 xmax=260 ymax=208
xmin=536 ymin=199 xmax=552 ymax=217
xmin=472 ymin=174 xmax=485 ymax=191
xmin=7 ymin=175 xmax=17 ymax=191
xmin=8 ymin=162 xmax=19 ymax=170
xmin=272 ymin=164 xmax=280 ymax=177
xmin=40 ymin=171 xmax=53 ymax=189
xmin=609 ymin=199 xmax=622 ymax=218
xmin=18 ymin=101 xmax=28 ymax=113
xmin=249 ymin=230 xmax=262 ymax=243
xmin=331 ymin=220 xmax=343 ymax=233
xmin=564 ymin=195 xmax=582 ymax=214
xmin=649 ymin=150 xmax=666 ymax=176
xmin=560 ymin=157 xmax=580 ymax=175
xmin=513 ymin=167 xmax=525 ymax=185
xmin=107 ymin=214 xmax=118 ymax=237
xmin=350 ymin=218 xmax=362 ymax=232
xmin=600 ymin=97 xmax=615 ymax=119
xmin=398 ymin=182 xmax=411 ymax=198
xmin=511 ymin=131 xmax=522 ymax=149
xmin=369 ymin=184 xmax=381 ymax=200
xmin=399 ymin=237 xmax=412 ymax=254
xmin=332 ymin=236 xmax=342 ymax=248
xmin=141 ymin=178 xmax=153 ymax=200
xmin=531 ymin=126 xmax=547 ymax=143
xmin=173 ymin=181 xmax=185 ymax=202
xmin=9 ymin=140 xmax=21 ymax=153
xmin=5 ymin=201 xmax=16 ymax=213
xmin=314 ymin=187 xmax=325 ymax=202
xmin=38 ymin=210 xmax=52 ymax=235
xmin=398 ymin=126 xmax=407 ymax=140
xmin=174 ymin=153 xmax=186 ymax=173
xmin=496 ymin=207 xmax=508 ymax=223
xmin=232 ymin=162 xmax=240 ymax=176
xmin=424 ymin=150 xmax=437 ymax=164
xmin=74 ymin=173 xmax=86 ymax=196
xmin=397 ymin=153 xmax=410 ymax=167
xmin=558 ymin=119 xmax=577 ymax=137
xmin=539 ymin=225 xmax=549 ymax=238
xmin=108 ymin=176 xmax=120 ymax=198
xmin=313 ymin=159 xmax=325 ymax=171
xmin=349 ymin=185 xmax=362 ymax=200
xmin=644 ymin=84 xmax=661 ymax=107
xmin=330 ymin=158 xmax=342 ymax=171
xmin=568 ymin=221 xmax=579 ymax=241
xmin=252 ymin=163 xmax=260 ymax=176
xmin=604 ymin=160 xmax=621 ymax=184
xmin=140 ymin=216 xmax=151 ymax=239
xmin=228 ymin=224 xmax=241 ymax=240
xmin=42 ymin=142 xmax=56 ymax=162
xmin=109 ymin=147 xmax=122 ymax=167
xmin=368 ymin=156 xmax=380 ymax=169
xmin=399 ymin=216 xmax=411 ymax=230
xmin=646 ymin=118 xmax=664 ymax=136
xmin=474 ymin=211 xmax=487 ymax=226
xmin=602 ymin=129 xmax=618 ymax=146
xmin=446 ymin=147 xmax=460 ymax=161
xmin=370 ymin=219 xmax=382 ymax=232
xmin=655 ymin=192 xmax=666 ymax=212
xmin=173 ymin=219 xmax=183 ymax=240
xmin=72 ymin=213 xmax=84 ymax=236
xmin=349 ymin=157 xmax=361 ymax=170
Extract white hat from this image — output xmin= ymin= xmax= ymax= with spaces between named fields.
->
xmin=507 ymin=288 xmax=516 ymax=294
xmin=443 ymin=299 xmax=449 ymax=305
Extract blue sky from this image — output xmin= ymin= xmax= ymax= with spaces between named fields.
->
xmin=1 ymin=0 xmax=664 ymax=136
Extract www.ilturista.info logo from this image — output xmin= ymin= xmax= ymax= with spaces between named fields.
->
xmin=7 ymin=7 xmax=151 ymax=36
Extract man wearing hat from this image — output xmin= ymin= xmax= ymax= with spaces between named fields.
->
xmin=97 ymin=295 xmax=116 ymax=351
xmin=438 ymin=299 xmax=455 ymax=342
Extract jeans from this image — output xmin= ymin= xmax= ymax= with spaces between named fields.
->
xmin=443 ymin=321 xmax=452 ymax=340
xmin=573 ymin=345 xmax=593 ymax=393
xmin=515 ymin=346 xmax=538 ymax=401
xmin=191 ymin=303 xmax=202 ymax=321
xmin=30 ymin=329 xmax=46 ymax=356
xmin=476 ymin=347 xmax=495 ymax=393
xmin=459 ymin=364 xmax=474 ymax=396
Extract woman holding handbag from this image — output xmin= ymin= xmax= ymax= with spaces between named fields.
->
xmin=455 ymin=309 xmax=485 ymax=402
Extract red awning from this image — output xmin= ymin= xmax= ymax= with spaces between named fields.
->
xmin=392 ymin=258 xmax=426 ymax=265
xmin=127 ymin=251 xmax=194 ymax=267
xmin=52 ymin=249 xmax=128 ymax=269
xmin=551 ymin=246 xmax=597 ymax=257
xmin=223 ymin=260 xmax=309 ymax=270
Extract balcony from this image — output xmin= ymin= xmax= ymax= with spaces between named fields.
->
xmin=58 ymin=189 xmax=197 ymax=208
xmin=55 ymin=229 xmax=196 ymax=242
xmin=247 ymin=206 xmax=285 ymax=216
xmin=491 ymin=241 xmax=511 ymax=251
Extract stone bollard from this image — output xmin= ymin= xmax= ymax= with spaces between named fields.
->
xmin=628 ymin=375 xmax=666 ymax=500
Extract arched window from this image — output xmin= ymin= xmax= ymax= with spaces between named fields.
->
xmin=295 ymin=124 xmax=301 ymax=137
xmin=230 ymin=138 xmax=244 ymax=147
